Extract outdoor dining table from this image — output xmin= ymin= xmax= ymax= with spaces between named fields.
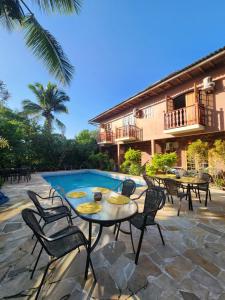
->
xmin=65 ymin=186 xmax=138 ymax=279
xmin=152 ymin=174 xmax=208 ymax=211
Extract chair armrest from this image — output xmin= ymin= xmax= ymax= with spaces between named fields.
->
xmin=38 ymin=195 xmax=63 ymax=201
xmin=46 ymin=228 xmax=86 ymax=242
xmin=43 ymin=205 xmax=69 ymax=211
xmin=131 ymin=189 xmax=147 ymax=200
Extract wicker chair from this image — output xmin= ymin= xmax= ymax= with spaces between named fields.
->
xmin=22 ymin=208 xmax=96 ymax=300
xmin=143 ymin=174 xmax=155 ymax=189
xmin=116 ymin=188 xmax=166 ymax=264
xmin=27 ymin=190 xmax=72 ymax=254
xmin=194 ymin=173 xmax=213 ymax=206
xmin=120 ymin=179 xmax=136 ymax=197
xmin=164 ymin=178 xmax=188 ymax=216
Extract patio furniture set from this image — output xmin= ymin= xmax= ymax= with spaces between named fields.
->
xmin=21 ymin=173 xmax=213 ymax=299
xmin=0 ymin=167 xmax=31 ymax=183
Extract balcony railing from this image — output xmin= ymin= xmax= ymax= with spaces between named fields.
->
xmin=97 ymin=131 xmax=114 ymax=144
xmin=164 ymin=103 xmax=206 ymax=131
xmin=115 ymin=125 xmax=142 ymax=141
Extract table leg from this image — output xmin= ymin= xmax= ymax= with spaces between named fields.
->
xmin=85 ymin=221 xmax=92 ymax=279
xmin=85 ymin=222 xmax=103 ymax=279
xmin=187 ymin=184 xmax=193 ymax=211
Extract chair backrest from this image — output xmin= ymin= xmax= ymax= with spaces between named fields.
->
xmin=143 ymin=174 xmax=155 ymax=189
xmin=121 ymin=179 xmax=136 ymax=197
xmin=164 ymin=178 xmax=179 ymax=196
xmin=199 ymin=172 xmax=213 ymax=183
xmin=22 ymin=208 xmax=50 ymax=254
xmin=143 ymin=188 xmax=166 ymax=218
xmin=27 ymin=190 xmax=44 ymax=216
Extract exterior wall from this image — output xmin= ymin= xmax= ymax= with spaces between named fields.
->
xmin=97 ymin=64 xmax=225 ymax=169
xmin=99 ymin=65 xmax=225 ymax=141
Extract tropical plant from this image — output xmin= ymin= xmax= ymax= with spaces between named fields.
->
xmin=88 ymin=152 xmax=114 ymax=171
xmin=0 ymin=0 xmax=81 ymax=85
xmin=120 ymin=148 xmax=142 ymax=176
xmin=187 ymin=139 xmax=208 ymax=170
xmin=0 ymin=136 xmax=9 ymax=149
xmin=23 ymin=82 xmax=70 ymax=133
xmin=146 ymin=152 xmax=177 ymax=176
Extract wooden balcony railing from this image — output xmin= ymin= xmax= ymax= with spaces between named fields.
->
xmin=115 ymin=125 xmax=143 ymax=141
xmin=97 ymin=131 xmax=114 ymax=144
xmin=164 ymin=103 xmax=206 ymax=130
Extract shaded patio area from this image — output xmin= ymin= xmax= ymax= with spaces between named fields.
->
xmin=1 ymin=174 xmax=225 ymax=299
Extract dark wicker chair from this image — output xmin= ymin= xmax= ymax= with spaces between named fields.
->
xmin=194 ymin=173 xmax=213 ymax=206
xmin=22 ymin=208 xmax=96 ymax=300
xmin=143 ymin=174 xmax=155 ymax=189
xmin=27 ymin=190 xmax=72 ymax=254
xmin=120 ymin=179 xmax=136 ymax=197
xmin=116 ymin=187 xmax=166 ymax=264
xmin=164 ymin=178 xmax=188 ymax=216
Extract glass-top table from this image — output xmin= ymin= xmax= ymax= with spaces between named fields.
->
xmin=65 ymin=186 xmax=138 ymax=279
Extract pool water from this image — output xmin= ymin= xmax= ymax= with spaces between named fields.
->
xmin=43 ymin=172 xmax=124 ymax=194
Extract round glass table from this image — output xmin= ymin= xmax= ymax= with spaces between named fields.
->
xmin=65 ymin=186 xmax=138 ymax=278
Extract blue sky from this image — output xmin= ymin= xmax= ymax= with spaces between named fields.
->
xmin=0 ymin=0 xmax=224 ymax=138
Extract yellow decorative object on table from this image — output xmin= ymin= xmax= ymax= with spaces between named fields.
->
xmin=107 ymin=195 xmax=130 ymax=205
xmin=92 ymin=187 xmax=110 ymax=194
xmin=66 ymin=191 xmax=87 ymax=198
xmin=76 ymin=202 xmax=102 ymax=214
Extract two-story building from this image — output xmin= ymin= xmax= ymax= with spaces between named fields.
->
xmin=89 ymin=46 xmax=225 ymax=170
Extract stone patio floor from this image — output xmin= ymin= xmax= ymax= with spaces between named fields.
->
xmin=1 ymin=174 xmax=225 ymax=299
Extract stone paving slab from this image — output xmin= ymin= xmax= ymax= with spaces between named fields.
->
xmin=0 ymin=173 xmax=225 ymax=299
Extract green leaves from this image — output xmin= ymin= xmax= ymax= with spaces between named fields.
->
xmin=33 ymin=0 xmax=81 ymax=14
xmin=23 ymin=82 xmax=70 ymax=134
xmin=0 ymin=0 xmax=81 ymax=85
xmin=23 ymin=16 xmax=74 ymax=85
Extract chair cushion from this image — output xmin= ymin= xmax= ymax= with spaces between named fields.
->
xmin=47 ymin=225 xmax=86 ymax=257
xmin=130 ymin=213 xmax=155 ymax=229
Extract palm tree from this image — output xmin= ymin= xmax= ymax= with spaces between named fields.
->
xmin=23 ymin=82 xmax=70 ymax=133
xmin=0 ymin=1 xmax=81 ymax=85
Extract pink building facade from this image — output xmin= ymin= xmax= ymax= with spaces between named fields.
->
xmin=89 ymin=47 xmax=225 ymax=170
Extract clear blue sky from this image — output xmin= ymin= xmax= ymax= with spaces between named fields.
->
xmin=0 ymin=0 xmax=224 ymax=138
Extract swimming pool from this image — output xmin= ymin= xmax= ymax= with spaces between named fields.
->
xmin=43 ymin=171 xmax=132 ymax=193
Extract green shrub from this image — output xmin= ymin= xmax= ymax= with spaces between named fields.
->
xmin=187 ymin=139 xmax=208 ymax=170
xmin=120 ymin=160 xmax=131 ymax=173
xmin=146 ymin=152 xmax=177 ymax=175
xmin=124 ymin=148 xmax=141 ymax=163
xmin=129 ymin=163 xmax=142 ymax=176
xmin=88 ymin=152 xmax=114 ymax=171
xmin=120 ymin=148 xmax=142 ymax=175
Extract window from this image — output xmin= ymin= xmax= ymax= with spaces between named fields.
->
xmin=105 ymin=123 xmax=111 ymax=131
xmin=123 ymin=115 xmax=135 ymax=126
xmin=143 ymin=107 xmax=153 ymax=119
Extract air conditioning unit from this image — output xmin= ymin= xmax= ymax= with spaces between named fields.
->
xmin=133 ymin=107 xmax=142 ymax=118
xmin=202 ymin=76 xmax=215 ymax=92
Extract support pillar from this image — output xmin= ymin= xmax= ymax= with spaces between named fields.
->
xmin=117 ymin=143 xmax=121 ymax=168
xmin=151 ymin=139 xmax=155 ymax=156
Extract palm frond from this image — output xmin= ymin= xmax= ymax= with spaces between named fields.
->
xmin=33 ymin=0 xmax=81 ymax=14
xmin=22 ymin=99 xmax=42 ymax=115
xmin=0 ymin=0 xmax=23 ymax=30
xmin=54 ymin=103 xmax=68 ymax=113
xmin=22 ymin=15 xmax=74 ymax=85
xmin=28 ymin=83 xmax=45 ymax=104
xmin=55 ymin=117 xmax=66 ymax=133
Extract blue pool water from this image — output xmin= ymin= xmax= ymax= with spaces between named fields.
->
xmin=43 ymin=172 xmax=124 ymax=193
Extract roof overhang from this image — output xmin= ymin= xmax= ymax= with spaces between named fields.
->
xmin=89 ymin=46 xmax=225 ymax=124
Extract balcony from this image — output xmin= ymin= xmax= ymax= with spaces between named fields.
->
xmin=115 ymin=125 xmax=143 ymax=142
xmin=164 ymin=103 xmax=206 ymax=135
xmin=97 ymin=131 xmax=114 ymax=144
